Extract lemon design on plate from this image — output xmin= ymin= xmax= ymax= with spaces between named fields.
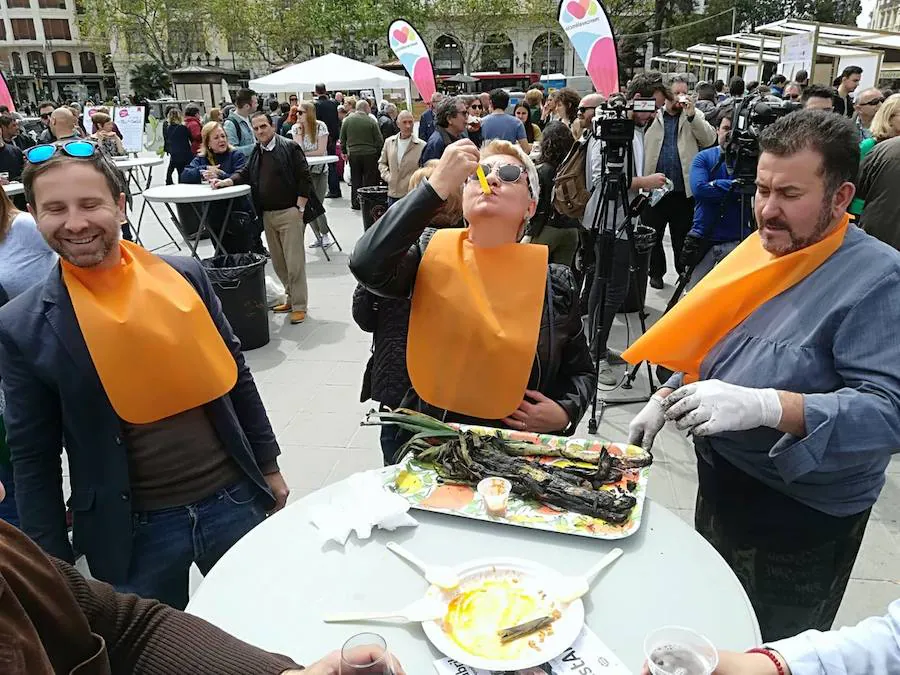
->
xmin=395 ymin=469 xmax=423 ymax=494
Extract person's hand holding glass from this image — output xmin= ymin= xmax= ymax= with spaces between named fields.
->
xmin=284 ymin=633 xmax=406 ymax=674
xmin=201 ymin=165 xmax=220 ymax=185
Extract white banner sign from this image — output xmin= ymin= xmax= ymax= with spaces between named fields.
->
xmin=780 ymin=32 xmax=814 ymax=73
xmin=113 ymin=106 xmax=145 ymax=153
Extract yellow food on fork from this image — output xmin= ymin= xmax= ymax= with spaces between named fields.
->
xmin=476 ymin=164 xmax=492 ymax=195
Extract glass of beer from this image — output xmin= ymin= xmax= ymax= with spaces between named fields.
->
xmin=643 ymin=626 xmax=718 ymax=675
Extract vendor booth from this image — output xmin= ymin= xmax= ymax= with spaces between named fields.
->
xmin=249 ymin=53 xmax=412 ymax=110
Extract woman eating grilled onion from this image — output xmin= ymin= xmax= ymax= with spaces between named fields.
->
xmin=350 ymin=138 xmax=594 ymax=437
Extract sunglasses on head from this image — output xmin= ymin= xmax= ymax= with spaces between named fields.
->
xmin=859 ymin=98 xmax=884 ymax=106
xmin=468 ymin=162 xmax=528 ymax=185
xmin=25 ymin=140 xmax=98 ymax=164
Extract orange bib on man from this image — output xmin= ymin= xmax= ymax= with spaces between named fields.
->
xmin=407 ymin=228 xmax=548 ymax=419
xmin=61 ymin=241 xmax=237 ymax=424
xmin=622 ymin=215 xmax=850 ymax=382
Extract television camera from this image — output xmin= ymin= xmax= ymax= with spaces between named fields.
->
xmin=725 ymin=95 xmax=802 ymax=192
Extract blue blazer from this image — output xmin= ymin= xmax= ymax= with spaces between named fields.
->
xmin=0 ymin=255 xmax=280 ymax=584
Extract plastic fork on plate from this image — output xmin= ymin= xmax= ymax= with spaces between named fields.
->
xmin=386 ymin=541 xmax=460 ymax=589
xmin=323 ymin=595 xmax=445 ymax=624
xmin=558 ymin=548 xmax=624 ymax=603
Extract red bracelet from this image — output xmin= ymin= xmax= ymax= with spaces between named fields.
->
xmin=746 ymin=648 xmax=785 ymax=675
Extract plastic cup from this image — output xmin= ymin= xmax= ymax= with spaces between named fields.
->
xmin=477 ymin=477 xmax=511 ymax=516
xmin=643 ymin=626 xmax=718 ymax=675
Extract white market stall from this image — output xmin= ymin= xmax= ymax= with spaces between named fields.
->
xmin=249 ymin=53 xmax=412 ymax=110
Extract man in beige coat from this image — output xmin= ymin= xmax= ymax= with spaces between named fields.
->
xmin=379 ymin=110 xmax=425 ymax=206
xmin=641 ymin=73 xmax=717 ymax=288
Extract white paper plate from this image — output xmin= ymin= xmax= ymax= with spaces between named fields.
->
xmin=421 ymin=557 xmax=585 ymax=671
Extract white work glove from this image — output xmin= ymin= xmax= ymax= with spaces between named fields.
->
xmin=627 ymin=394 xmax=667 ymax=450
xmin=664 ymin=379 xmax=782 ymax=436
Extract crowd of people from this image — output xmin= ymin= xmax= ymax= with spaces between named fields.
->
xmin=1 ymin=63 xmax=900 ymax=673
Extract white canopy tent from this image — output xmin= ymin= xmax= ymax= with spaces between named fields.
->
xmin=249 ymin=53 xmax=412 ymax=110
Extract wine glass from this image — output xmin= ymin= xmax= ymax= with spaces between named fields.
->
xmin=340 ymin=632 xmax=397 ymax=674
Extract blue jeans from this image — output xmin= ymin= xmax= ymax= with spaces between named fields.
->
xmin=327 ymin=139 xmax=341 ymax=194
xmin=116 ymin=479 xmax=266 ymax=609
xmin=685 ymin=240 xmax=739 ymax=293
xmin=0 ymin=463 xmax=19 ymax=528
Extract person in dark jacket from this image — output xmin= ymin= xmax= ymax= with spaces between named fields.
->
xmin=353 ymin=161 xmax=463 ymax=464
xmin=163 ymin=107 xmax=193 ymax=184
xmin=183 ymin=103 xmax=203 ymax=155
xmin=526 ymin=121 xmax=579 ymax=266
xmin=182 ymin=121 xmax=258 ymax=253
xmin=214 ymin=112 xmax=325 ymax=325
xmin=350 ymin=138 xmax=595 ymax=436
xmin=417 ymin=92 xmax=443 ymax=142
xmin=0 ymin=146 xmax=290 ymax=610
xmin=0 ymin=508 xmax=405 ymax=674
xmin=314 ymin=83 xmax=342 ymax=198
xmin=420 ymin=97 xmax=468 ymax=165
xmin=378 ymin=103 xmax=400 ymax=140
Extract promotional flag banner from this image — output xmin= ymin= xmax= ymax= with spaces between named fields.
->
xmin=388 ymin=19 xmax=436 ymax=102
xmin=0 ymin=73 xmax=15 ymax=113
xmin=557 ymin=0 xmax=619 ymax=96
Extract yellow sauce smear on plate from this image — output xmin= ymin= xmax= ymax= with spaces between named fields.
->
xmin=443 ymin=579 xmax=549 ymax=659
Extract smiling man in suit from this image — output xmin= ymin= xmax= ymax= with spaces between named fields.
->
xmin=0 ymin=141 xmax=289 ymax=610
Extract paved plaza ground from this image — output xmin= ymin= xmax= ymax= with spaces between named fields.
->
xmin=76 ymin=156 xmax=899 ymax=630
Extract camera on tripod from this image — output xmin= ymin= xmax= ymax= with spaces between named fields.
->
xmin=591 ymin=98 xmax=657 ymax=149
xmin=726 ymin=95 xmax=802 ymax=192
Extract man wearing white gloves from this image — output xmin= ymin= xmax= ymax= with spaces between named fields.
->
xmin=624 ymin=110 xmax=900 ymax=642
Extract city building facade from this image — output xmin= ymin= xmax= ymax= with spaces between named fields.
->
xmin=0 ymin=0 xmax=116 ymax=105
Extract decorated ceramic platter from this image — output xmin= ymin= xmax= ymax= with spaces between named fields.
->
xmin=384 ymin=425 xmax=651 ymax=540
xmin=422 ymin=557 xmax=585 ymax=672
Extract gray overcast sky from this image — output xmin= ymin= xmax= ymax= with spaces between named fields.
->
xmin=858 ymin=0 xmax=876 ymax=26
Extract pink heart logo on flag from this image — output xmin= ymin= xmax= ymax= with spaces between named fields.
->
xmin=566 ymin=0 xmax=587 ymax=19
xmin=393 ymin=26 xmax=410 ymax=44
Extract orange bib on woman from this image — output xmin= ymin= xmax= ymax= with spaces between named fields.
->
xmin=61 ymin=241 xmax=237 ymax=424
xmin=407 ymin=228 xmax=548 ymax=419
xmin=622 ymin=215 xmax=850 ymax=382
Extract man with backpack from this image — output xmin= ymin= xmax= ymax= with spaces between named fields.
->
xmin=557 ymin=84 xmax=665 ymax=386
xmin=224 ymin=89 xmax=258 ymax=158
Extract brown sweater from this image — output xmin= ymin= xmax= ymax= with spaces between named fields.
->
xmin=0 ymin=519 xmax=301 ymax=674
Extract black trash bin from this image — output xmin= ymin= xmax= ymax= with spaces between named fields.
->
xmin=619 ymin=225 xmax=657 ymax=314
xmin=358 ymin=185 xmax=389 ymax=231
xmin=202 ymin=253 xmax=270 ymax=350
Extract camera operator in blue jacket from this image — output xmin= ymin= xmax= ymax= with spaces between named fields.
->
xmin=681 ymin=104 xmax=755 ymax=291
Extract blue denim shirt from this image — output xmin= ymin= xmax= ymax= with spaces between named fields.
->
xmin=655 ymin=111 xmax=685 ymax=192
xmin=666 ymin=225 xmax=900 ymax=516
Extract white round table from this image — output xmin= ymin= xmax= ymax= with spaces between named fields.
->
xmin=114 ymin=156 xmax=164 ymax=171
xmin=114 ymin=157 xmax=168 ymax=249
xmin=307 ymin=154 xmax=339 ymax=166
xmin=142 ymin=183 xmax=252 ymax=258
xmin=186 ymin=474 xmax=761 ymax=672
xmin=3 ymin=182 xmax=24 ymax=196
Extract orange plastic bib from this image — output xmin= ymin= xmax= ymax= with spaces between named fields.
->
xmin=622 ymin=215 xmax=850 ymax=382
xmin=62 ymin=241 xmax=237 ymax=424
xmin=407 ymin=228 xmax=548 ymax=419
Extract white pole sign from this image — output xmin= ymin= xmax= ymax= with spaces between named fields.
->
xmin=113 ymin=106 xmax=145 ymax=154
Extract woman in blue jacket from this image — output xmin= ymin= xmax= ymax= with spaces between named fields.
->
xmin=182 ymin=122 xmax=258 ymax=253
